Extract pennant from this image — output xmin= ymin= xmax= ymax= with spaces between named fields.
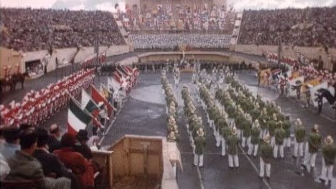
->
xmin=67 ymin=97 xmax=92 ymax=135
xmin=91 ymin=85 xmax=114 ymax=118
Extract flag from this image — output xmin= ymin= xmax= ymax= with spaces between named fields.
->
xmin=91 ymin=85 xmax=114 ymax=118
xmin=67 ymin=97 xmax=92 ymax=135
xmin=108 ymin=77 xmax=121 ymax=91
xmin=271 ymin=68 xmax=281 ymax=77
xmin=101 ymin=83 xmax=112 ymax=99
xmin=81 ymin=89 xmax=98 ymax=113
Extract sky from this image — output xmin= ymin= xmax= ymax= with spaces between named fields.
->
xmin=0 ymin=0 xmax=335 ymax=12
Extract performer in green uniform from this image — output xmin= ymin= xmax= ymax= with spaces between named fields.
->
xmin=293 ymin=118 xmax=305 ymax=159
xmin=248 ymin=120 xmax=261 ymax=157
xmin=260 ymin=134 xmax=273 ymax=179
xmin=274 ymin=122 xmax=286 ymax=158
xmin=282 ymin=115 xmax=291 ymax=148
xmin=194 ymin=128 xmax=206 ymax=167
xmin=303 ymin=124 xmax=321 ymax=172
xmin=258 ymin=108 xmax=269 ymax=139
xmin=268 ymin=113 xmax=278 ymax=147
xmin=319 ymin=136 xmax=336 ymax=185
xmin=227 ymin=127 xmax=239 ymax=168
xmin=220 ymin=118 xmax=232 ymax=157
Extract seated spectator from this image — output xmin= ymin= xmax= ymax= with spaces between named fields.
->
xmin=0 ymin=127 xmax=21 ymax=160
xmin=74 ymin=130 xmax=93 ymax=161
xmin=34 ymin=128 xmax=81 ymax=189
xmin=48 ymin=124 xmax=62 ymax=152
xmin=6 ymin=128 xmax=71 ymax=189
xmin=54 ymin=133 xmax=94 ymax=188
xmin=0 ymin=152 xmax=10 ymax=178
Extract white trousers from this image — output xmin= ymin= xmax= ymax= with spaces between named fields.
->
xmin=259 ymin=157 xmax=271 ymax=178
xmin=237 ymin=129 xmax=242 ymax=140
xmin=209 ymin=120 xmax=214 ymax=130
xmin=248 ymin=143 xmax=259 ymax=156
xmin=274 ymin=144 xmax=284 ymax=158
xmin=320 ymin=158 xmax=334 ymax=183
xmin=270 ymin=136 xmax=275 ymax=147
xmin=194 ymin=154 xmax=204 ymax=167
xmin=293 ymin=141 xmax=304 ymax=158
xmin=284 ymin=137 xmax=291 ymax=148
xmin=221 ymin=137 xmax=226 ymax=156
xmin=172 ymin=162 xmax=177 ymax=178
xmin=260 ymin=129 xmax=267 ymax=139
xmin=215 ymin=129 xmax=220 ymax=147
xmin=242 ymin=136 xmax=250 ymax=148
xmin=304 ymin=152 xmax=317 ymax=169
xmin=228 ymin=154 xmax=239 ymax=168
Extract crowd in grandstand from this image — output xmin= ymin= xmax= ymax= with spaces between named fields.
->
xmin=130 ymin=33 xmax=231 ymax=50
xmin=238 ymin=7 xmax=336 ymax=47
xmin=1 ymin=8 xmax=126 ymax=52
xmin=119 ymin=1 xmax=235 ymax=33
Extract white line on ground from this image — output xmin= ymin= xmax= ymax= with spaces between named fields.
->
xmin=98 ymin=118 xmax=115 ymax=146
xmin=239 ymin=146 xmax=273 ymax=189
xmin=196 ymin=166 xmax=206 ymax=189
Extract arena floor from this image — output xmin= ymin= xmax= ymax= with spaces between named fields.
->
xmin=2 ymin=69 xmax=335 ymax=189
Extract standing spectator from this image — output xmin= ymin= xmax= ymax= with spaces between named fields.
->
xmin=54 ymin=133 xmax=94 ymax=188
xmin=48 ymin=124 xmax=62 ymax=153
xmin=74 ymin=130 xmax=93 ymax=161
xmin=0 ymin=127 xmax=21 ymax=160
xmin=6 ymin=128 xmax=71 ymax=189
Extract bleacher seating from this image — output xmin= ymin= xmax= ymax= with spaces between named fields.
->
xmin=0 ymin=8 xmax=126 ymax=52
xmin=238 ymin=7 xmax=336 ymax=48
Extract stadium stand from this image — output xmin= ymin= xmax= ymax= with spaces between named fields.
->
xmin=0 ymin=8 xmax=126 ymax=52
xmin=238 ymin=7 xmax=336 ymax=48
xmin=130 ymin=33 xmax=231 ymax=50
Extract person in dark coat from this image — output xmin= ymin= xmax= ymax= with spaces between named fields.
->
xmin=74 ymin=130 xmax=92 ymax=160
xmin=48 ymin=124 xmax=62 ymax=152
xmin=34 ymin=128 xmax=81 ymax=189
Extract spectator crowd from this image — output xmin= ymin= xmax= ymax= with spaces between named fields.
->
xmin=238 ymin=7 xmax=336 ymax=47
xmin=0 ymin=124 xmax=99 ymax=189
xmin=119 ymin=1 xmax=235 ymax=33
xmin=1 ymin=8 xmax=126 ymax=52
xmin=130 ymin=33 xmax=231 ymax=50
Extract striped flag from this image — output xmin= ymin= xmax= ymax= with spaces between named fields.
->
xmin=81 ymin=89 xmax=98 ymax=113
xmin=91 ymin=85 xmax=114 ymax=118
xmin=67 ymin=97 xmax=92 ymax=135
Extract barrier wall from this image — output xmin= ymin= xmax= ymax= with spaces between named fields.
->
xmin=138 ymin=51 xmax=231 ymax=63
xmin=0 ymin=47 xmax=23 ymax=78
xmin=117 ymin=56 xmax=139 ymax=65
xmin=105 ymin=45 xmax=130 ymax=57
xmin=234 ymin=44 xmax=336 ymax=71
xmin=107 ymin=135 xmax=178 ymax=189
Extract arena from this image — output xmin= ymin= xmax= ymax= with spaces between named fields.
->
xmin=0 ymin=1 xmax=336 ymax=189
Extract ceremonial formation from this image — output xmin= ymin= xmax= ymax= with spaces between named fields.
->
xmin=0 ymin=1 xmax=336 ymax=189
